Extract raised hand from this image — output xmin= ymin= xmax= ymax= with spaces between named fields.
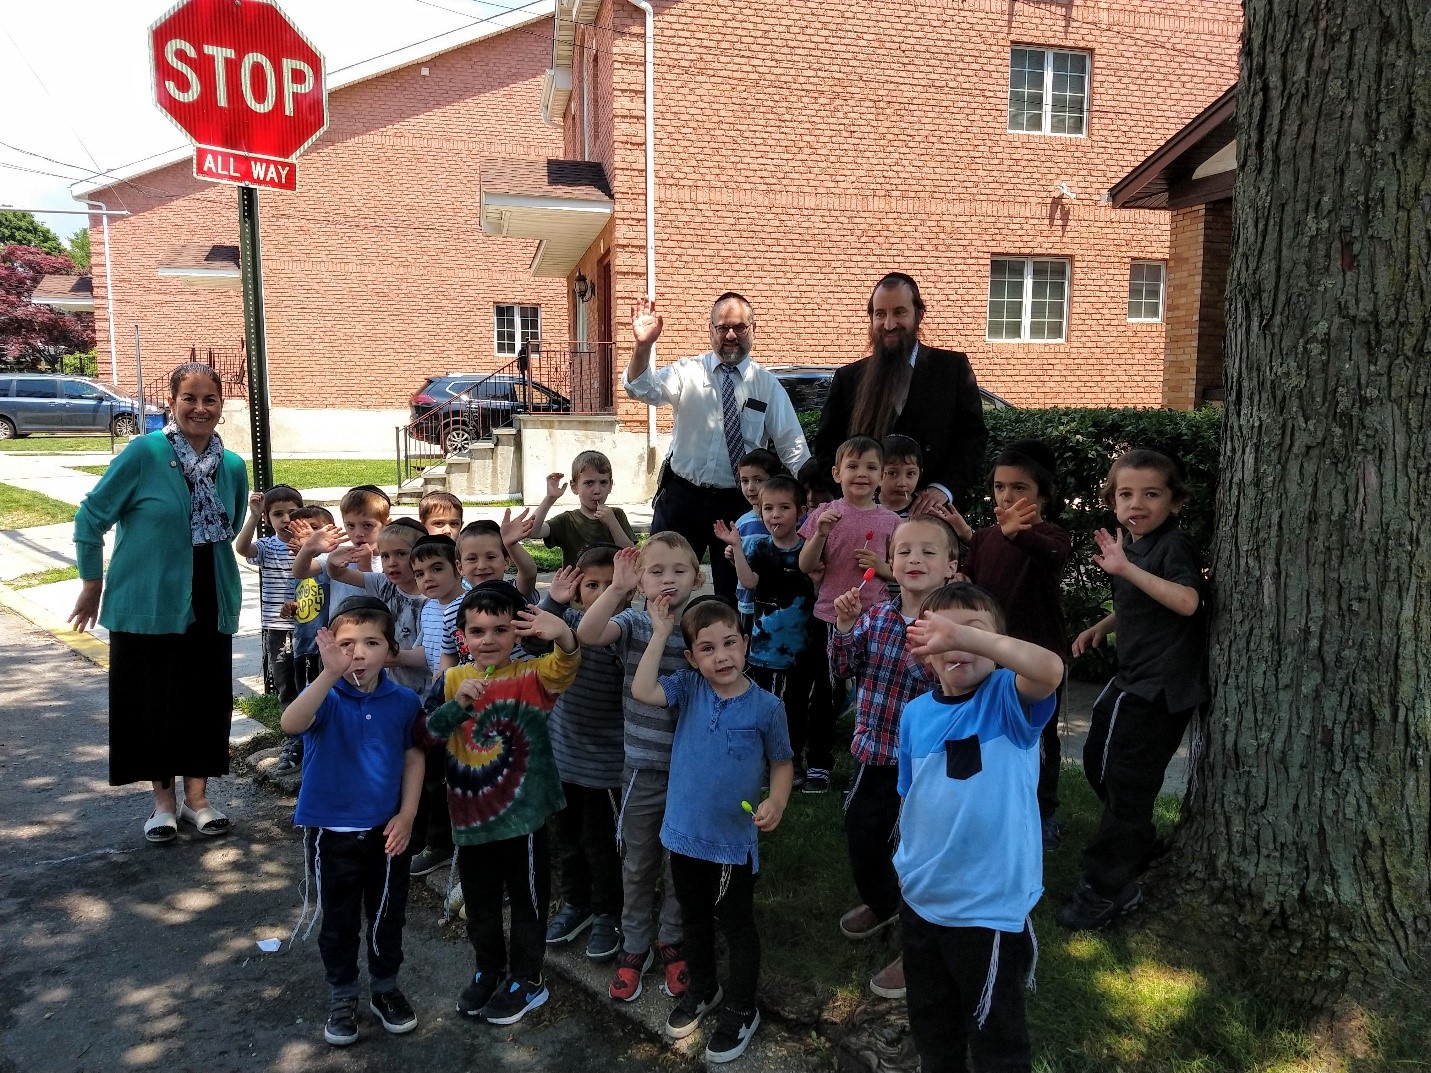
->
xmin=327 ymin=542 xmax=359 ymax=568
xmin=1091 ymin=528 xmax=1130 ymax=576
xmin=910 ymin=487 xmax=950 ymax=517
xmin=286 ymin=517 xmax=314 ymax=551
xmin=302 ymin=523 xmax=344 ymax=553
xmin=923 ymin=501 xmax=973 ymax=542
xmin=315 ymin=626 xmax=353 ymax=678
xmin=647 ymin=592 xmax=677 ymax=634
xmin=514 ymin=605 xmax=570 ymax=642
xmin=248 ymin=491 xmax=265 ymax=516
xmin=454 ymin=677 xmax=489 ymax=710
xmin=713 ymin=519 xmax=742 ymax=547
xmin=500 ymin=507 xmax=535 ymax=546
xmin=906 ymin=611 xmax=962 ymax=660
xmin=996 ymin=497 xmax=1040 ymax=538
xmin=544 ymin=472 xmax=568 ymax=500
xmin=816 ymin=505 xmax=844 ymax=536
xmin=612 ymin=545 xmax=642 ymax=593
xmin=631 ymin=296 xmax=664 ymax=347
xmin=547 ymin=565 xmax=583 ymax=605
xmin=833 ymin=586 xmax=863 ymax=633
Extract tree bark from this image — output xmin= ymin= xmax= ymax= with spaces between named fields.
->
xmin=1170 ymin=0 xmax=1431 ymax=1011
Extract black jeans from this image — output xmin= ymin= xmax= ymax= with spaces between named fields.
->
xmin=552 ymin=783 xmax=623 ymax=916
xmin=262 ymin=627 xmax=299 ymax=708
xmin=410 ymin=747 xmax=453 ymax=859
xmin=456 ymin=828 xmax=550 ymax=981
xmin=749 ymin=645 xmax=830 ymax=772
xmin=669 ymin=852 xmax=760 ymax=1012
xmin=901 ymin=902 xmax=1033 ymax=1073
xmin=843 ymin=763 xmax=901 ymax=920
xmin=309 ymin=826 xmax=411 ymax=999
xmin=1036 ymin=679 xmax=1065 ymax=819
xmin=650 ymin=470 xmax=749 ymax=603
xmin=1081 ymin=686 xmax=1193 ymax=895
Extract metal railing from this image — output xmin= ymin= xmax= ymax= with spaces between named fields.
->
xmin=394 ymin=340 xmax=615 ymax=487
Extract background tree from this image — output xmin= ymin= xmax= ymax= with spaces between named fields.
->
xmin=0 ymin=211 xmax=63 ymax=256
xmin=1169 ymin=0 xmax=1429 ymax=1016
xmin=0 ymin=245 xmax=95 ymax=368
xmin=66 ymin=228 xmax=91 ymax=272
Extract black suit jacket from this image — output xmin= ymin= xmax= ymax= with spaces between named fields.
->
xmin=814 ymin=346 xmax=989 ymax=509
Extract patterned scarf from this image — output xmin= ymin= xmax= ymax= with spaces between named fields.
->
xmin=163 ymin=423 xmax=233 ymax=545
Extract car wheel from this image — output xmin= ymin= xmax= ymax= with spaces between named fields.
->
xmin=443 ymin=424 xmax=472 ymax=454
xmin=0 ymin=417 xmax=15 ymax=440
xmin=112 ymin=413 xmax=140 ymax=438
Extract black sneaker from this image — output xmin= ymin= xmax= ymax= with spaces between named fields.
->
xmin=324 ymin=998 xmax=359 ymax=1046
xmin=705 ymin=1005 xmax=761 ymax=1063
xmin=274 ymin=737 xmax=303 ymax=774
xmin=483 ymin=976 xmax=550 ymax=1025
xmin=545 ymin=903 xmax=594 ymax=944
xmin=1055 ymin=877 xmax=1143 ymax=931
xmin=585 ymin=913 xmax=620 ymax=962
xmin=802 ymin=768 xmax=831 ymax=793
xmin=456 ymin=971 xmax=501 ymax=1017
xmin=1041 ymin=815 xmax=1063 ymax=852
xmin=665 ymin=985 xmax=723 ymax=1040
xmin=369 ymin=989 xmax=418 ymax=1034
xmin=410 ymin=846 xmax=452 ymax=877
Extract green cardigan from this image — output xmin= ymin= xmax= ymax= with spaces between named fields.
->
xmin=74 ymin=431 xmax=249 ymax=635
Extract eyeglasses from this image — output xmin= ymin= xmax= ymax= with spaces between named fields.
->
xmin=712 ymin=323 xmax=752 ymax=337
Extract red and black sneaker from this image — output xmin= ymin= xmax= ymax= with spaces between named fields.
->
xmin=609 ymin=948 xmax=655 ymax=1003
xmin=657 ymin=941 xmax=689 ymax=998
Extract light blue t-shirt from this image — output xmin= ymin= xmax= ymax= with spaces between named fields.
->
xmin=659 ymin=669 xmax=792 ymax=871
xmin=894 ymin=669 xmax=1056 ymax=932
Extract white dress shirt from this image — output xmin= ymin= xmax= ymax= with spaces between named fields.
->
xmin=623 ymin=352 xmax=811 ymax=488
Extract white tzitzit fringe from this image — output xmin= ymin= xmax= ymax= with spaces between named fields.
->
xmin=716 ymin=864 xmax=732 ymax=905
xmin=614 ymin=769 xmax=639 ymax=851
xmin=1101 ymin=691 xmax=1127 ymax=777
xmin=370 ymin=852 xmax=394 ymax=958
xmin=1025 ymin=916 xmax=1039 ymax=992
xmin=289 ymin=828 xmax=324 ymax=945
xmin=973 ymin=931 xmax=1002 ymax=1029
xmin=437 ymin=853 xmax=461 ymax=923
xmin=843 ymin=762 xmax=866 ymax=814
xmin=527 ymin=834 xmax=539 ymax=913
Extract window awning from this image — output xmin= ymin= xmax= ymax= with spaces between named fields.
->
xmin=479 ymin=159 xmax=613 ymax=278
xmin=30 ymin=273 xmax=93 ymax=312
xmin=157 ymin=243 xmax=241 ymax=289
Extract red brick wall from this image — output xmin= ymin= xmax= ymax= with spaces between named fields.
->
xmin=88 ymin=22 xmax=568 ymax=411
xmin=1163 ymin=199 xmax=1232 ymax=408
xmin=565 ymin=0 xmax=1241 ymax=429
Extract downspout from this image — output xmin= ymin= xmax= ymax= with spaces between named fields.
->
xmin=75 ymin=199 xmax=123 ymax=386
xmin=625 ymin=0 xmax=657 ymax=450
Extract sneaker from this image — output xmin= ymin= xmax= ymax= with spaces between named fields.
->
xmin=656 ymin=940 xmax=688 ymax=998
xmin=483 ymin=976 xmax=549 ymax=1025
xmin=324 ymin=998 xmax=359 ymax=1046
xmin=869 ymin=955 xmax=905 ymax=999
xmin=1041 ymin=815 xmax=1063 ymax=852
xmin=457 ymin=971 xmax=501 ymax=1017
xmin=839 ymin=904 xmax=898 ymax=940
xmin=803 ymin=768 xmax=831 ymax=793
xmin=369 ymin=989 xmax=418 ymax=1034
xmin=1055 ymin=877 xmax=1143 ymax=931
xmin=665 ymin=985 xmax=723 ymax=1040
xmin=609 ymin=948 xmax=655 ymax=1002
xmin=546 ymin=903 xmax=594 ymax=944
xmin=274 ymin=737 xmax=303 ymax=774
xmin=585 ymin=913 xmax=621 ymax=962
xmin=705 ymin=1005 xmax=761 ymax=1064
xmin=410 ymin=846 xmax=452 ymax=877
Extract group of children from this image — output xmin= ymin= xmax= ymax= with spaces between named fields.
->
xmin=248 ymin=434 xmax=1205 ymax=1072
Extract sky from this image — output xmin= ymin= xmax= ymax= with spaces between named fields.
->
xmin=0 ymin=0 xmax=541 ymax=240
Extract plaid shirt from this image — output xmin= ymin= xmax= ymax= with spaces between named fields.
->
xmin=830 ymin=599 xmax=934 ymax=765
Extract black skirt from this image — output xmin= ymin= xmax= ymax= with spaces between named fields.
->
xmin=108 ymin=543 xmax=234 ymax=785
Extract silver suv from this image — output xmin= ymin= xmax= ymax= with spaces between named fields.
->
xmin=0 ymin=374 xmax=161 ymax=439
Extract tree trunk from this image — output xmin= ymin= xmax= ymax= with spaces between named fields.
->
xmin=1170 ymin=0 xmax=1430 ymax=1011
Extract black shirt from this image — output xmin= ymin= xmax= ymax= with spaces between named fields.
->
xmin=1111 ymin=520 xmax=1208 ymax=711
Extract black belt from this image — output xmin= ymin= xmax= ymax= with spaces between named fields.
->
xmin=665 ymin=467 xmax=740 ymax=495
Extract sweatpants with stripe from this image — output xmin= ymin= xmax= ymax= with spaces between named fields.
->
xmin=308 ymin=827 xmax=412 ymax=1002
xmin=1080 ymin=686 xmax=1194 ymax=896
xmin=843 ymin=762 xmax=902 ymax=921
xmin=456 ymin=827 xmax=550 ymax=981
xmin=617 ymin=767 xmax=683 ymax=954
xmin=553 ymin=782 xmax=623 ymax=917
xmin=670 ymin=852 xmax=759 ymax=1013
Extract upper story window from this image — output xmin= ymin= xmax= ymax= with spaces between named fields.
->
xmin=987 ymin=258 xmax=1070 ymax=343
xmin=1128 ymin=261 xmax=1166 ymax=322
xmin=1008 ymin=47 xmax=1089 ymax=136
xmin=495 ymin=304 xmax=541 ymax=357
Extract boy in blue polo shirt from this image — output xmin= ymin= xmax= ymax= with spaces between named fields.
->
xmin=631 ymin=595 xmax=793 ymax=1065
xmin=898 ymin=583 xmax=1064 ymax=1073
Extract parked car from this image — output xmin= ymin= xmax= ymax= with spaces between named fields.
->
xmin=768 ymin=364 xmax=1014 ymax=415
xmin=409 ymin=373 xmax=573 ymax=454
xmin=0 ymin=374 xmax=164 ymax=440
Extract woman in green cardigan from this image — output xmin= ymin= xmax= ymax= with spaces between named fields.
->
xmin=68 ymin=363 xmax=249 ymax=844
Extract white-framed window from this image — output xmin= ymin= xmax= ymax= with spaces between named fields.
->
xmin=1127 ymin=261 xmax=1165 ymax=322
xmin=987 ymin=258 xmax=1071 ymax=343
xmin=1008 ymin=47 xmax=1089 ymax=136
xmin=494 ymin=304 xmax=541 ymax=357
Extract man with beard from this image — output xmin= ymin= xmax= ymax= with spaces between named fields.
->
xmin=815 ymin=274 xmax=988 ymax=514
xmin=623 ymin=292 xmax=810 ymax=600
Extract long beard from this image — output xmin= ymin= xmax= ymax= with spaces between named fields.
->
xmin=871 ymin=325 xmax=917 ymax=366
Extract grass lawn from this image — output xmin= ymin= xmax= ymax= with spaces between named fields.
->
xmin=70 ymin=458 xmax=397 ymax=491
xmin=522 ymin=541 xmax=564 ymax=573
xmin=0 ymin=435 xmax=119 ymax=453
xmin=234 ymin=692 xmax=282 ymax=733
xmin=0 ymin=483 xmax=77 ymax=529
xmin=10 ymin=565 xmax=79 ymax=588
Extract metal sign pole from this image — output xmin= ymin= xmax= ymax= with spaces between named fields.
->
xmin=132 ymin=323 xmax=145 ymax=424
xmin=237 ymin=185 xmax=274 ymax=493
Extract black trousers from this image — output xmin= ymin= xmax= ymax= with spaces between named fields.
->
xmin=293 ymin=651 xmax=323 ymax=692
xmin=552 ymin=783 xmax=623 ymax=917
xmin=309 ymin=827 xmax=411 ymax=995
xmin=651 ymin=471 xmax=749 ymax=603
xmin=843 ymin=763 xmax=901 ymax=920
xmin=1081 ymin=686 xmax=1193 ymax=895
xmin=669 ymin=852 xmax=760 ymax=1013
xmin=749 ymin=646 xmax=830 ymax=772
xmin=410 ymin=746 xmax=453 ymax=859
xmin=457 ymin=828 xmax=551 ymax=981
xmin=1036 ymin=679 xmax=1065 ymax=819
xmin=261 ymin=627 xmax=299 ymax=708
xmin=901 ymin=902 xmax=1033 ymax=1073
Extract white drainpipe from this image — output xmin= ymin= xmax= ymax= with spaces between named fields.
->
xmin=626 ymin=0 xmax=657 ymax=450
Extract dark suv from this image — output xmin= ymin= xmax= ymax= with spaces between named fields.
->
xmin=409 ymin=373 xmax=572 ymax=453
xmin=0 ymin=374 xmax=162 ymax=439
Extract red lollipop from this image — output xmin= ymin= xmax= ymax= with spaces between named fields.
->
xmin=857 ymin=566 xmax=877 ymax=591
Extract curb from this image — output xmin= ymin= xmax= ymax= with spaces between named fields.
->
xmin=0 ymin=579 xmax=110 ymax=670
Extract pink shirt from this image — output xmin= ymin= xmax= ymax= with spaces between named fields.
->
xmin=800 ymin=499 xmax=903 ymax=623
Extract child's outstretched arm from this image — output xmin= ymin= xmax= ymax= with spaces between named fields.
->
xmin=1092 ymin=528 xmax=1199 ymax=616
xmin=1072 ymin=612 xmax=1115 ymax=657
xmin=235 ymin=491 xmax=264 ymax=559
xmin=630 ymin=593 xmax=676 ymax=707
xmin=577 ymin=546 xmax=639 ymax=647
xmin=528 ymin=472 xmax=566 ymax=540
xmin=907 ymin=612 xmax=1064 ymax=703
xmin=515 ymin=605 xmax=579 ymax=654
xmin=384 ymin=745 xmax=424 ymax=856
xmin=324 ymin=543 xmax=368 ymax=589
xmin=713 ymin=521 xmax=761 ymax=591
xmin=500 ymin=508 xmax=539 ymax=596
xmin=281 ymin=627 xmax=347 ymax=733
xmin=293 ymin=523 xmax=343 ymax=579
xmin=798 ymin=505 xmax=841 ymax=575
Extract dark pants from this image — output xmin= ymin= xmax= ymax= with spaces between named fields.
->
xmin=309 ymin=827 xmax=411 ymax=1000
xmin=1081 ymin=686 xmax=1193 ymax=895
xmin=651 ymin=470 xmax=749 ymax=603
xmin=457 ymin=828 xmax=550 ymax=981
xmin=901 ymin=902 xmax=1033 ymax=1073
xmin=553 ymin=783 xmax=623 ymax=916
xmin=669 ymin=853 xmax=760 ymax=1013
xmin=1036 ymin=679 xmax=1065 ymax=819
xmin=843 ymin=763 xmax=901 ymax=920
xmin=410 ymin=747 xmax=453 ymax=859
xmin=293 ymin=651 xmax=323 ymax=692
xmin=749 ymin=646 xmax=830 ymax=772
xmin=261 ymin=627 xmax=299 ymax=708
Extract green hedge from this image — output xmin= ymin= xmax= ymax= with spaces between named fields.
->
xmin=797 ymin=406 xmax=1223 ymax=679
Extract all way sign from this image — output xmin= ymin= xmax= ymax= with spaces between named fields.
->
xmin=194 ymin=147 xmax=298 ymax=192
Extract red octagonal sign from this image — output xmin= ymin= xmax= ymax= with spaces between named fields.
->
xmin=151 ymin=0 xmax=328 ymax=190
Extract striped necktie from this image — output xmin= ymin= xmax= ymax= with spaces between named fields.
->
xmin=718 ymin=363 xmax=745 ymax=479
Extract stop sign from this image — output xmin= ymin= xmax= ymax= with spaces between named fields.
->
xmin=150 ymin=0 xmax=328 ymax=163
